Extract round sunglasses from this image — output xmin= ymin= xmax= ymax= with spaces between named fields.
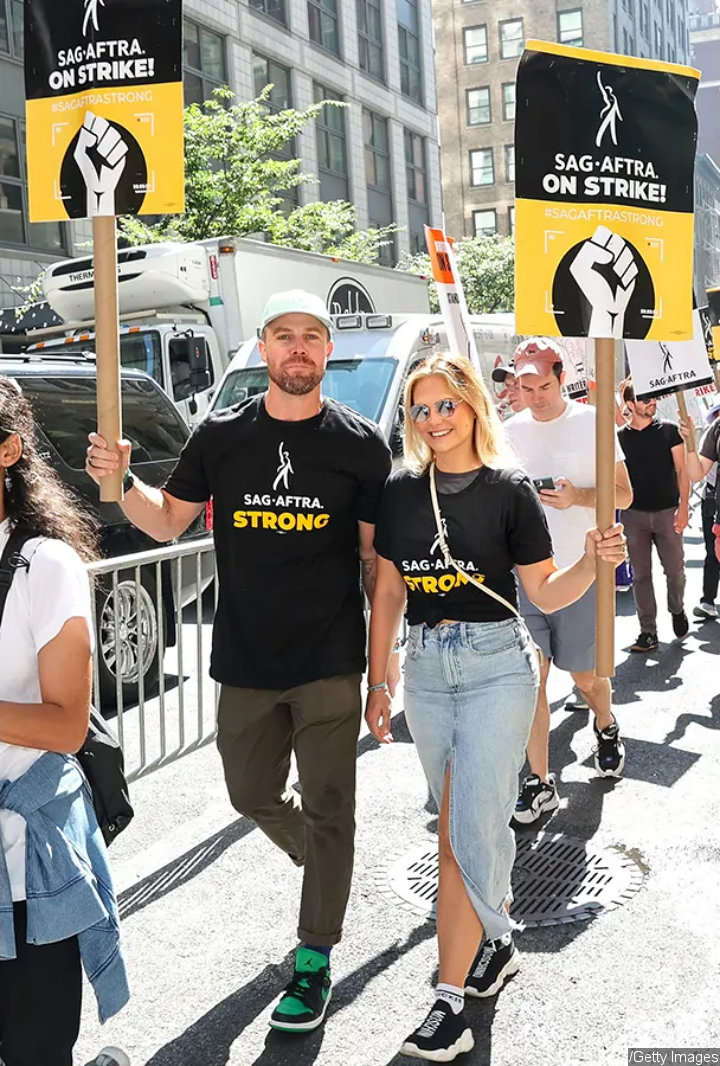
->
xmin=409 ymin=398 xmax=465 ymax=423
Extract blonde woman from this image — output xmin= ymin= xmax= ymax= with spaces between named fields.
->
xmin=366 ymin=354 xmax=625 ymax=1062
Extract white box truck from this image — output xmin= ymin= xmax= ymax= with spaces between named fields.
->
xmin=28 ymin=236 xmax=430 ymax=425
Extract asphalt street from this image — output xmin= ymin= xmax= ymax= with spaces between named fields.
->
xmin=76 ymin=502 xmax=720 ymax=1066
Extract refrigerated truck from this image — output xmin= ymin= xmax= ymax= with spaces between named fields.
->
xmin=26 ymin=237 xmax=430 ymax=425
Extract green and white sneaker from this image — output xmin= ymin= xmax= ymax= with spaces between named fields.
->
xmin=269 ymin=947 xmax=332 ymax=1033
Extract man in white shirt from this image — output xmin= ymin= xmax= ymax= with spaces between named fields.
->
xmin=505 ymin=339 xmax=633 ymax=824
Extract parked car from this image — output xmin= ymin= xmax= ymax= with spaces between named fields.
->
xmin=0 ymin=353 xmax=214 ymax=705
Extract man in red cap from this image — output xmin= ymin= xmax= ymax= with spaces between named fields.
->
xmin=505 ymin=338 xmax=633 ymax=823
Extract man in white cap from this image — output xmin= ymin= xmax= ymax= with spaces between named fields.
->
xmin=491 ymin=362 xmax=525 ymax=419
xmin=84 ymin=290 xmax=392 ymax=1034
xmin=504 ymin=338 xmax=633 ymax=824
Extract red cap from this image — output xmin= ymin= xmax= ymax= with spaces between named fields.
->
xmin=513 ymin=338 xmax=564 ymax=377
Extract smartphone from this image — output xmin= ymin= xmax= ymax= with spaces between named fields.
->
xmin=533 ymin=477 xmax=556 ymax=492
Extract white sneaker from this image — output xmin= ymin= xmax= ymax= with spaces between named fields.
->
xmin=693 ymin=602 xmax=718 ymax=619
xmin=85 ymin=1050 xmax=131 ymax=1066
xmin=513 ymin=773 xmax=560 ymax=824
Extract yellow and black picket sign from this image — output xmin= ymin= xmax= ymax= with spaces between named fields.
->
xmin=24 ymin=0 xmax=185 ymax=502
xmin=708 ymin=288 xmax=720 ymax=374
xmin=24 ymin=0 xmax=184 ymax=222
xmin=515 ymin=41 xmax=699 ymax=343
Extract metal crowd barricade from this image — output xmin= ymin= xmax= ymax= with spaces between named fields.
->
xmin=87 ymin=537 xmax=218 ymax=784
xmin=87 ymin=538 xmax=401 ymax=784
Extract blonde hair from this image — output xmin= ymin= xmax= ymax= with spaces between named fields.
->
xmin=403 ymin=352 xmax=510 ymax=474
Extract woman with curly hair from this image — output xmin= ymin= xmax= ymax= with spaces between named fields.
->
xmin=0 ymin=376 xmax=129 ymax=1066
xmin=366 ymin=353 xmax=626 ymax=1061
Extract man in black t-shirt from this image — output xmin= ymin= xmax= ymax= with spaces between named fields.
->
xmin=618 ymin=383 xmax=690 ymax=652
xmin=84 ymin=290 xmax=392 ymax=1036
xmin=683 ymin=402 xmax=720 ymax=615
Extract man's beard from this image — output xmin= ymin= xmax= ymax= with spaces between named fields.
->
xmin=268 ymin=361 xmax=324 ymax=396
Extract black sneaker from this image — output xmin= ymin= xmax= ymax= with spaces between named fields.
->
xmin=593 ymin=716 xmax=625 ymax=778
xmin=512 ymin=773 xmax=559 ymax=825
xmin=672 ymin=610 xmax=689 ymax=638
xmin=400 ymin=1000 xmax=474 ymax=1061
xmin=269 ymin=947 xmax=331 ymax=1032
xmin=465 ymin=935 xmax=520 ymax=997
xmin=629 ymin=631 xmax=658 ymax=653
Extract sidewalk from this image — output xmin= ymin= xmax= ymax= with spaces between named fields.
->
xmin=76 ymin=510 xmax=720 ymax=1066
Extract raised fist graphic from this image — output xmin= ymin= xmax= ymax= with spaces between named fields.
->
xmin=74 ymin=111 xmax=129 ymax=218
xmin=569 ymin=225 xmax=639 ymax=338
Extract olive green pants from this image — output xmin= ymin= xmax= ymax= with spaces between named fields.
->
xmin=217 ymin=674 xmax=362 ymax=946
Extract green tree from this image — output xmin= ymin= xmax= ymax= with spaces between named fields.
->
xmin=399 ymin=234 xmax=515 ymax=314
xmin=120 ymin=88 xmax=395 ymax=262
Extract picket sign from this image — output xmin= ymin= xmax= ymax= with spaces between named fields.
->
xmin=24 ymin=0 xmax=185 ymax=501
xmin=424 ymin=226 xmax=483 ymax=371
xmin=515 ymin=39 xmax=700 ymax=678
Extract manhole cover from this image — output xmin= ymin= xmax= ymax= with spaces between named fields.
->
xmin=378 ymin=832 xmax=644 ymax=927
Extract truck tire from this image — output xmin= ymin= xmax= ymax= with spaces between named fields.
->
xmin=96 ymin=568 xmax=160 ymax=708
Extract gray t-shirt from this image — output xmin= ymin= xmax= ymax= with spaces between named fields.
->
xmin=436 ymin=468 xmax=482 ymax=495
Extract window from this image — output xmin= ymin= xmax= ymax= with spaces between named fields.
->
xmin=502 ymin=82 xmax=516 ymax=121
xmin=463 ymin=25 xmax=488 ymax=64
xmin=249 ymin=0 xmax=287 ymax=26
xmin=364 ymin=110 xmax=391 ymax=190
xmin=0 ymin=0 xmax=23 ymax=59
xmin=253 ymin=55 xmax=297 ymax=208
xmin=505 ymin=143 xmax=515 ymax=183
xmin=183 ymin=21 xmax=227 ymax=105
xmin=308 ymin=0 xmax=340 ymax=55
xmin=655 ymin=23 xmax=663 ymax=56
xmin=364 ymin=110 xmax=394 ymax=263
xmin=24 ymin=375 xmax=187 ymax=471
xmin=499 ymin=18 xmax=523 ymax=59
xmin=405 ymin=129 xmax=428 ymax=252
xmin=405 ymin=130 xmax=426 ymax=203
xmin=508 ymin=205 xmax=515 ymax=236
xmin=357 ymin=0 xmax=385 ymax=81
xmin=398 ymin=0 xmax=422 ymax=103
xmin=623 ymin=27 xmax=630 ymax=53
xmin=314 ymin=84 xmax=349 ymax=201
xmin=470 ymin=147 xmax=494 ymax=186
xmin=467 ymin=87 xmax=491 ymax=126
xmin=0 ymin=116 xmax=66 ymax=252
xmin=473 ymin=209 xmax=496 ymax=237
xmin=629 ymin=35 xmax=636 ymax=54
xmin=557 ymin=9 xmax=583 ymax=47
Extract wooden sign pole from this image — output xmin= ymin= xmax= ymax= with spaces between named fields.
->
xmin=676 ymin=390 xmax=696 ymax=453
xmin=595 ymin=337 xmax=616 ymax=678
xmin=93 ymin=215 xmax=123 ymax=503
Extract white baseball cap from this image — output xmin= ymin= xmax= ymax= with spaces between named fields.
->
xmin=260 ymin=290 xmax=333 ymax=335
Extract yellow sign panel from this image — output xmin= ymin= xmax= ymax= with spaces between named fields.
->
xmin=24 ymin=0 xmax=184 ymax=221
xmin=515 ymin=41 xmax=700 ymax=342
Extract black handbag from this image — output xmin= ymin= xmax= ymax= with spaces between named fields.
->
xmin=0 ymin=526 xmax=133 ymax=845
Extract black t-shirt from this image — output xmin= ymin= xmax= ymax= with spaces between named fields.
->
xmin=164 ymin=396 xmax=391 ymax=688
xmin=375 ymin=466 xmax=553 ymax=626
xmin=618 ymin=419 xmax=683 ymax=512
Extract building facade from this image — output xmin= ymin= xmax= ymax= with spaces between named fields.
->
xmin=435 ymin=0 xmax=691 ymax=242
xmin=690 ymin=0 xmax=720 ymax=292
xmin=0 ymin=0 xmax=441 ymax=320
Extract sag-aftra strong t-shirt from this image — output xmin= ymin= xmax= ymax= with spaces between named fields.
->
xmin=375 ymin=466 xmax=553 ymax=627
xmin=165 ymin=396 xmax=391 ymax=689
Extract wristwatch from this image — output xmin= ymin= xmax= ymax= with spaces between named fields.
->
xmin=122 ymin=469 xmax=136 ymax=494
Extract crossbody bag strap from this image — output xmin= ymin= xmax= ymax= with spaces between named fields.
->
xmin=428 ymin=462 xmax=520 ymax=619
xmin=0 ymin=526 xmax=31 ymax=624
